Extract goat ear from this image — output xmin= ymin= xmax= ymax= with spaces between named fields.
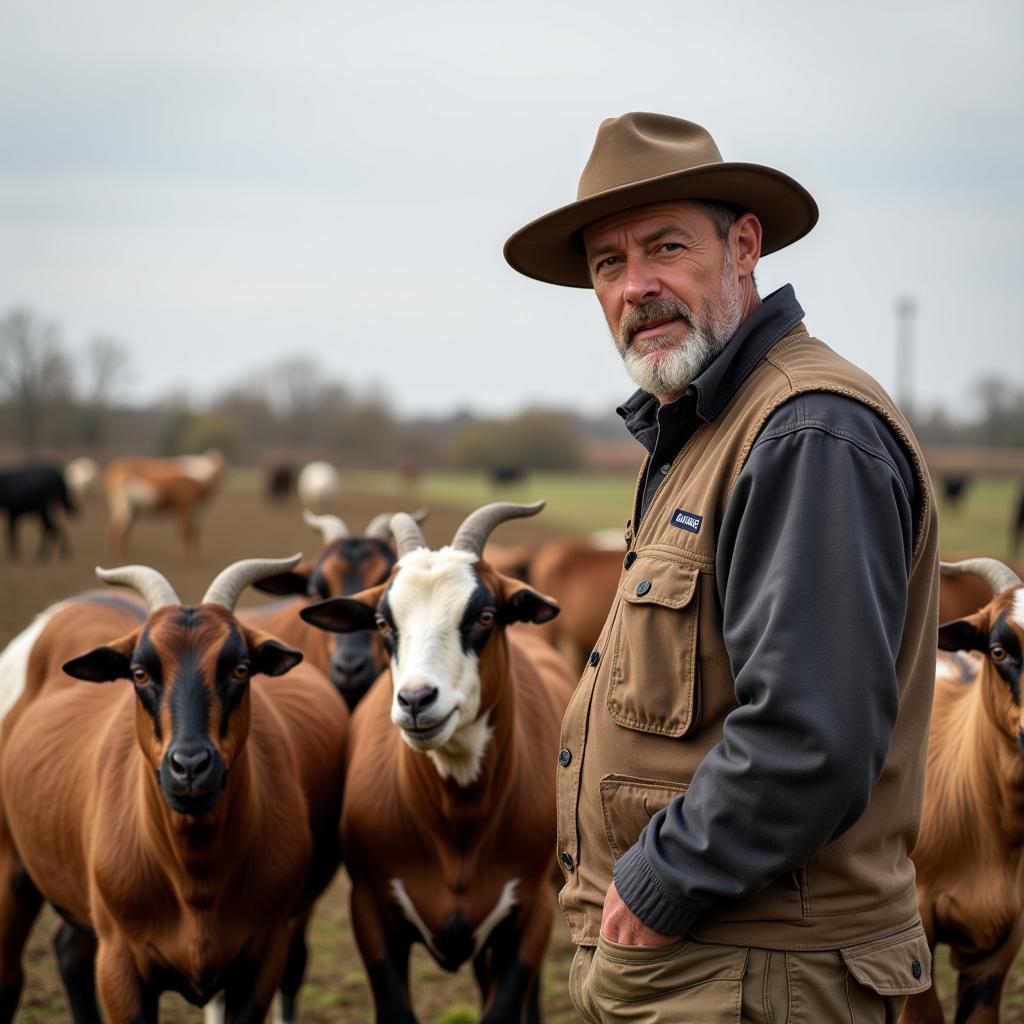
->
xmin=497 ymin=576 xmax=560 ymax=625
xmin=251 ymin=559 xmax=314 ymax=596
xmin=938 ymin=614 xmax=988 ymax=653
xmin=301 ymin=597 xmax=379 ymax=634
xmin=63 ymin=631 xmax=137 ymax=683
xmin=252 ymin=640 xmax=303 ymax=677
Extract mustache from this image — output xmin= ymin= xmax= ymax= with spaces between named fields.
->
xmin=619 ymin=299 xmax=695 ymax=347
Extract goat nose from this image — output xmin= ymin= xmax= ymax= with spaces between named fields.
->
xmin=335 ymin=652 xmax=370 ymax=678
xmin=168 ymin=746 xmax=213 ymax=781
xmin=397 ymin=686 xmax=438 ymax=717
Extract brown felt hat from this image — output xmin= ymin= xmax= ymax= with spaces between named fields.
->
xmin=503 ymin=112 xmax=818 ymax=289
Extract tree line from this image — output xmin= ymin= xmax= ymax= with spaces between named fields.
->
xmin=2 ymin=306 xmax=1022 ymax=471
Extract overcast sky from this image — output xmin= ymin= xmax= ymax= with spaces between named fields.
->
xmin=1 ymin=0 xmax=1020 ymax=421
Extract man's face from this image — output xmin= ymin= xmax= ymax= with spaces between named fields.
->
xmin=582 ymin=201 xmax=743 ymax=402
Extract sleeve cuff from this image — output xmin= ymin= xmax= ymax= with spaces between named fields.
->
xmin=613 ymin=843 xmax=699 ymax=937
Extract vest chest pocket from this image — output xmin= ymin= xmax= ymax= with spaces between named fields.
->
xmin=607 ymin=556 xmax=700 ymax=737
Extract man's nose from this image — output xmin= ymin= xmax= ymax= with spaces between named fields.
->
xmin=621 ymin=261 xmax=661 ymax=305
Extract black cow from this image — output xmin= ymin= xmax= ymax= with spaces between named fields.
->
xmin=0 ymin=464 xmax=77 ymax=559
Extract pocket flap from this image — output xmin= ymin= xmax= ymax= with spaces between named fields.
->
xmin=841 ymin=922 xmax=932 ymax=995
xmin=600 ymin=774 xmax=688 ymax=860
xmin=621 ymin=556 xmax=699 ymax=609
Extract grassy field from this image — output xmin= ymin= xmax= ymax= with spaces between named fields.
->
xmin=0 ymin=468 xmax=1022 ymax=1021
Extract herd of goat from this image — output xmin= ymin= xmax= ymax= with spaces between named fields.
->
xmin=0 ymin=452 xmax=1024 ymax=1022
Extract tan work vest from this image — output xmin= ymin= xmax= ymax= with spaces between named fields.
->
xmin=556 ymin=325 xmax=939 ymax=950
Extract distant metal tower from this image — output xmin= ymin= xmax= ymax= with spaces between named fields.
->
xmin=894 ymin=294 xmax=917 ymax=418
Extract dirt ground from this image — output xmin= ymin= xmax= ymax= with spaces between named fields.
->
xmin=1 ymin=480 xmax=1022 ymax=1021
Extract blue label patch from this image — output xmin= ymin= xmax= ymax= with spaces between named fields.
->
xmin=670 ymin=509 xmax=703 ymax=533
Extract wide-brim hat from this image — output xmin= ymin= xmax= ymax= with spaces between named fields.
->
xmin=503 ymin=112 xmax=818 ymax=289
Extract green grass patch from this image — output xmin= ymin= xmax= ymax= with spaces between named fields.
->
xmin=431 ymin=1003 xmax=479 ymax=1024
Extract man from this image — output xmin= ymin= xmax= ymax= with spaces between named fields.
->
xmin=504 ymin=113 xmax=939 ymax=1022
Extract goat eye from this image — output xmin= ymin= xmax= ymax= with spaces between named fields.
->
xmin=375 ymin=615 xmax=391 ymax=633
xmin=991 ymin=645 xmax=1008 ymax=662
xmin=231 ymin=663 xmax=250 ymax=681
xmin=131 ymin=667 xmax=150 ymax=685
xmin=477 ymin=610 xmax=496 ymax=626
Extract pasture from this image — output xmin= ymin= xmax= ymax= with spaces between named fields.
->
xmin=1 ymin=468 xmax=1023 ymax=1021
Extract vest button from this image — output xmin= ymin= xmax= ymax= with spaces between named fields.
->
xmin=589 ymin=650 xmax=600 ymax=667
xmin=636 ymin=579 xmax=652 ymax=596
xmin=911 ymin=959 xmax=922 ymax=979
xmin=623 ymin=550 xmax=637 ymax=569
xmin=659 ymin=462 xmax=671 ymax=475
xmin=558 ymin=748 xmax=572 ymax=767
xmin=560 ymin=851 xmax=575 ymax=872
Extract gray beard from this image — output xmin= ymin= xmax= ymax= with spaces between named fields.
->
xmin=613 ymin=282 xmax=742 ymax=398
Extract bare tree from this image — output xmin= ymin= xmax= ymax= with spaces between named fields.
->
xmin=79 ymin=335 xmax=131 ymax=445
xmin=0 ymin=308 xmax=73 ymax=450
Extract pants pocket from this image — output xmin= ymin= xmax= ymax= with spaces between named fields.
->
xmin=585 ymin=936 xmax=746 ymax=1024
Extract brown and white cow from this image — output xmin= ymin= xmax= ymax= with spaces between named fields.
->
xmin=103 ymin=449 xmax=226 ymax=556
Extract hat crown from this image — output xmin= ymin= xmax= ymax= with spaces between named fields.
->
xmin=577 ymin=113 xmax=724 ymax=201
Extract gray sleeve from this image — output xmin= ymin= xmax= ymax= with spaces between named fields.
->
xmin=612 ymin=394 xmax=917 ymax=935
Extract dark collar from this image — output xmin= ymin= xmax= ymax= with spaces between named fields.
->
xmin=616 ymin=284 xmax=805 ymax=442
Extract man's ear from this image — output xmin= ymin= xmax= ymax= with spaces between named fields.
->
xmin=300 ymin=582 xmax=388 ymax=634
xmin=497 ymin=576 xmax=560 ymax=625
xmin=938 ymin=611 xmax=989 ymax=653
xmin=251 ymin=558 xmax=315 ymax=596
xmin=63 ymin=630 xmax=138 ymax=683
xmin=732 ymin=211 xmax=762 ymax=279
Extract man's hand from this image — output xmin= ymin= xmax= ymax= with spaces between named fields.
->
xmin=599 ymin=881 xmax=678 ymax=947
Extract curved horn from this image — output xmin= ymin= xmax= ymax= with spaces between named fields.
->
xmin=390 ymin=513 xmax=428 ymax=557
xmin=940 ymin=558 xmax=1022 ymax=596
xmin=202 ymin=554 xmax=304 ymax=611
xmin=96 ymin=565 xmax=180 ymax=612
xmin=303 ymin=509 xmax=350 ymax=544
xmin=450 ymin=501 xmax=546 ymax=558
xmin=365 ymin=507 xmax=428 ymax=542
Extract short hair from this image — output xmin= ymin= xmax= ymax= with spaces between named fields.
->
xmin=694 ymin=200 xmax=744 ymax=241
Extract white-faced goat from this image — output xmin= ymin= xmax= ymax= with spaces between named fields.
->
xmin=301 ymin=502 xmax=577 ymax=1024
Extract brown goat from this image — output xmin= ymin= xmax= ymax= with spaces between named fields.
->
xmin=528 ymin=536 xmax=623 ymax=673
xmin=0 ymin=557 xmax=347 ymax=1022
xmin=240 ymin=509 xmax=425 ymax=710
xmin=301 ymin=502 xmax=576 ymax=1023
xmin=903 ymin=558 xmax=1024 ymax=1024
xmin=103 ymin=450 xmax=226 ymax=556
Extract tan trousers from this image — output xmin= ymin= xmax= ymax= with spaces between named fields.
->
xmin=568 ymin=938 xmax=907 ymax=1024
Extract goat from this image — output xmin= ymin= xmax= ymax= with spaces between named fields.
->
xmin=240 ymin=508 xmax=426 ymax=710
xmin=296 ymin=461 xmax=340 ymax=510
xmin=0 ymin=556 xmax=347 ymax=1022
xmin=64 ymin=456 xmax=99 ymax=505
xmin=903 ymin=558 xmax=1024 ymax=1024
xmin=300 ymin=502 xmax=576 ymax=1024
xmin=264 ymin=462 xmax=296 ymax=504
xmin=528 ymin=535 xmax=623 ymax=673
xmin=103 ymin=449 xmax=226 ymax=556
xmin=0 ymin=463 xmax=77 ymax=559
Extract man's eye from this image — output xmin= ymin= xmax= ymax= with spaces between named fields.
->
xmin=661 ymin=242 xmax=683 ymax=252
xmin=595 ymin=256 xmax=620 ymax=272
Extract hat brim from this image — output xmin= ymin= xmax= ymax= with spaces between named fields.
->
xmin=503 ymin=161 xmax=818 ymax=289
